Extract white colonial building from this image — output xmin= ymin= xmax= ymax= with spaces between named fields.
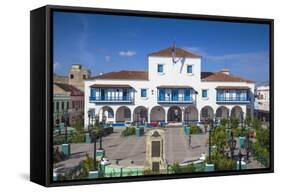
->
xmin=254 ymin=84 xmax=270 ymax=121
xmin=84 ymin=47 xmax=255 ymax=127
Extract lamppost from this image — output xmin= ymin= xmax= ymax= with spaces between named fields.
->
xmin=62 ymin=112 xmax=69 ymax=144
xmin=97 ymin=116 xmax=103 ymax=150
xmin=245 ymin=133 xmax=250 ymax=160
xmin=208 ymin=118 xmax=213 ymax=161
xmin=228 ymin=132 xmax=236 ymax=159
xmin=238 ymin=149 xmax=243 ymax=170
xmin=91 ymin=130 xmax=97 ymax=171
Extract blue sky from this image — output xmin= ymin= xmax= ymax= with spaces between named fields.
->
xmin=53 ymin=11 xmax=270 ymax=83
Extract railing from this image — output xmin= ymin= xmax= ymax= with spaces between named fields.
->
xmin=158 ymin=96 xmax=193 ymax=103
xmin=216 ymin=96 xmax=250 ymax=102
xmin=89 ymin=96 xmax=133 ymax=102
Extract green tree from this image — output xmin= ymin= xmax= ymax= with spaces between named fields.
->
xmin=211 ymin=125 xmax=227 ymax=153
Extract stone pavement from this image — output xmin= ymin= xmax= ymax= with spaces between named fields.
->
xmin=54 ymin=127 xmax=263 ymax=171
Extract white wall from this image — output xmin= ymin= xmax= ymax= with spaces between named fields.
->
xmin=84 ymin=55 xmax=255 ymax=125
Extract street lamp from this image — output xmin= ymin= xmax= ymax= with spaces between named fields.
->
xmin=91 ymin=130 xmax=97 ymax=171
xmin=245 ymin=133 xmax=250 ymax=160
xmin=62 ymin=112 xmax=69 ymax=144
xmin=208 ymin=118 xmax=214 ymax=161
xmin=238 ymin=149 xmax=245 ymax=170
xmin=228 ymin=132 xmax=236 ymax=159
xmin=97 ymin=116 xmax=103 ymax=150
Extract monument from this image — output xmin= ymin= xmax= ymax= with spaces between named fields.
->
xmin=145 ymin=129 xmax=167 ymax=173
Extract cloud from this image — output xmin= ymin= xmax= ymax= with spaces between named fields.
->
xmin=105 ymin=56 xmax=111 ymax=62
xmin=118 ymin=50 xmax=136 ymax=57
xmin=54 ymin=61 xmax=60 ymax=72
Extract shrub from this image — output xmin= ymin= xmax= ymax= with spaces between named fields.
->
xmin=208 ymin=150 xmax=236 ymax=171
xmin=189 ymin=125 xmax=202 ymax=134
xmin=121 ymin=127 xmax=136 ymax=137
xmin=170 ymin=162 xmax=196 ymax=174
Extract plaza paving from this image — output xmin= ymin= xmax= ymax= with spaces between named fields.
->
xmin=54 ymin=127 xmax=263 ymax=170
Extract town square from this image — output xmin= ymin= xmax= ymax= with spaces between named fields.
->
xmin=52 ymin=11 xmax=270 ymax=181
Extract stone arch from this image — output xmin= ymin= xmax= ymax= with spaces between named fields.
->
xmin=150 ymin=106 xmax=165 ymax=122
xmin=200 ymin=106 xmax=215 ymax=122
xmin=99 ymin=106 xmax=114 ymax=123
xmin=133 ymin=106 xmax=148 ymax=123
xmin=231 ymin=106 xmax=243 ymax=121
xmin=215 ymin=106 xmax=229 ymax=121
xmin=184 ymin=105 xmax=198 ymax=123
xmin=116 ymin=106 xmax=131 ymax=123
xmin=167 ymin=106 xmax=182 ymax=122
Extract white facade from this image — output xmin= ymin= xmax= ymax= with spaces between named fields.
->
xmin=255 ymin=85 xmax=270 ymax=112
xmin=84 ymin=47 xmax=255 ymax=127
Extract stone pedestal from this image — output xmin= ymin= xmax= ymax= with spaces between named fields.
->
xmin=85 ymin=133 xmax=91 ymax=144
xmin=205 ymin=163 xmax=215 ymax=172
xmin=236 ymin=160 xmax=246 ymax=170
xmin=88 ymin=170 xmax=99 ymax=179
xmin=96 ymin=149 xmax=105 ymax=157
xmin=136 ymin=127 xmax=144 ymax=137
xmin=239 ymin=136 xmax=246 ymax=148
xmin=62 ymin=143 xmax=70 ymax=157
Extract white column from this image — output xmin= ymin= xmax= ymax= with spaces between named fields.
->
xmin=147 ymin=107 xmax=151 ymax=123
xmin=164 ymin=108 xmax=167 ymax=123
xmin=182 ymin=107 xmax=185 ymax=123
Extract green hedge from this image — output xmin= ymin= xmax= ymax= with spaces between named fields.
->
xmin=189 ymin=125 xmax=202 ymax=134
xmin=121 ymin=127 xmax=136 ymax=137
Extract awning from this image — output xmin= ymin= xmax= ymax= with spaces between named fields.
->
xmin=157 ymin=85 xmax=193 ymax=89
xmin=90 ymin=84 xmax=132 ymax=88
xmin=216 ymin=86 xmax=250 ymax=90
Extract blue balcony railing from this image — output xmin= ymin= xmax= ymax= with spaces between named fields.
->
xmin=90 ymin=96 xmax=133 ymax=103
xmin=216 ymin=96 xmax=250 ymax=103
xmin=158 ymin=96 xmax=193 ymax=103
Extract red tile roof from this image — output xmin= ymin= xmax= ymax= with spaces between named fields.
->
xmin=89 ymin=70 xmax=254 ymax=83
xmin=90 ymin=84 xmax=132 ymax=88
xmin=201 ymin=72 xmax=255 ymax=83
xmin=54 ymin=83 xmax=84 ymax=96
xmin=90 ymin=71 xmax=148 ymax=80
xmin=149 ymin=47 xmax=201 ymax=58
xmin=157 ymin=85 xmax=193 ymax=89
xmin=216 ymin=86 xmax=251 ymax=90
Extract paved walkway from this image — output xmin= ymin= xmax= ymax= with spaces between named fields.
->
xmin=54 ymin=127 xmax=263 ymax=171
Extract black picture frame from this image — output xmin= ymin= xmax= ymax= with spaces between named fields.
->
xmin=30 ymin=5 xmax=274 ymax=187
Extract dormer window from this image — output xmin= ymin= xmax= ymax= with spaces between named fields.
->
xmin=187 ymin=65 xmax=193 ymax=74
xmin=157 ymin=64 xmax=164 ymax=73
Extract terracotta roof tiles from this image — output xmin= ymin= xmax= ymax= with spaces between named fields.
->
xmin=149 ymin=47 xmax=201 ymax=58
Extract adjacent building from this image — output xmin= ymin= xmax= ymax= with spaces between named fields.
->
xmin=54 ymin=64 xmax=91 ymax=91
xmin=254 ymin=84 xmax=270 ymax=122
xmin=53 ymin=83 xmax=84 ymax=126
xmin=84 ymin=47 xmax=255 ymax=127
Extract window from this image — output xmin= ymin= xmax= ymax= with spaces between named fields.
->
xmin=202 ymin=89 xmax=208 ymax=98
xmin=83 ymin=74 xmax=86 ymax=79
xmin=56 ymin=102 xmax=59 ymax=111
xmin=187 ymin=65 xmax=193 ymax=73
xmin=66 ymin=101 xmax=69 ymax=110
xmin=62 ymin=102 xmax=64 ymax=110
xmin=157 ymin=64 xmax=164 ymax=73
xmin=141 ymin=89 xmax=147 ymax=97
xmin=70 ymin=74 xmax=74 ymax=79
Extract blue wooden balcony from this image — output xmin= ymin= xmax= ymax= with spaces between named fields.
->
xmin=158 ymin=96 xmax=193 ymax=103
xmin=89 ymin=95 xmax=134 ymax=103
xmin=216 ymin=96 xmax=250 ymax=104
